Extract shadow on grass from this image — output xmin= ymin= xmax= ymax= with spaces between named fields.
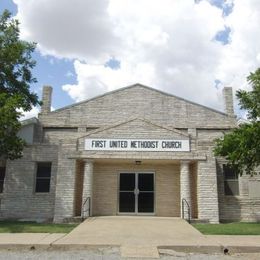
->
xmin=0 ymin=221 xmax=78 ymax=233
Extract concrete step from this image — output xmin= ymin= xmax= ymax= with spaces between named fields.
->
xmin=62 ymin=216 xmax=83 ymax=223
xmin=190 ymin=218 xmax=210 ymax=224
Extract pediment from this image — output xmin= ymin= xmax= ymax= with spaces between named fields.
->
xmin=81 ymin=117 xmax=189 ymax=140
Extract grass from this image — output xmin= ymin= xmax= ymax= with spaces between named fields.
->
xmin=0 ymin=221 xmax=78 ymax=233
xmin=192 ymin=222 xmax=260 ymax=235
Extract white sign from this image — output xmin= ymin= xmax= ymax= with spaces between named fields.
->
xmin=85 ymin=138 xmax=190 ymax=152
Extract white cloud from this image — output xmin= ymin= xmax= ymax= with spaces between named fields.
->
xmin=62 ymin=0 xmax=226 ymax=109
xmin=13 ymin=0 xmax=260 ymax=114
xmin=18 ymin=105 xmax=56 ymax=121
xmin=257 ymin=53 xmax=260 ymax=63
xmin=14 ymin=0 xmax=119 ymax=62
xmin=62 ymin=60 xmax=156 ymax=102
xmin=216 ymin=0 xmax=260 ymax=92
xmin=19 ymin=106 xmax=40 ymax=121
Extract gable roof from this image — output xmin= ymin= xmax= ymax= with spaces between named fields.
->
xmin=53 ymin=83 xmax=227 ymax=116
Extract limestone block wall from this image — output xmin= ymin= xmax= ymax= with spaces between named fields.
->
xmin=39 ymin=85 xmax=236 ymax=129
xmin=92 ymin=163 xmax=118 ymax=216
xmin=92 ymin=162 xmax=180 ymax=217
xmin=155 ymin=164 xmax=180 ymax=217
xmin=196 ymin=130 xmax=223 ymax=223
xmin=43 ymin=127 xmax=78 ymax=144
xmin=0 ymin=144 xmax=58 ymax=221
xmin=217 ymin=161 xmax=260 ymax=222
xmin=53 ymin=140 xmax=77 ymax=222
xmin=197 ymin=158 xmax=219 ymax=223
xmin=219 ymin=196 xmax=260 ymax=222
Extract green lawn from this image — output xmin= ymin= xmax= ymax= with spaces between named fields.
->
xmin=193 ymin=222 xmax=260 ymax=235
xmin=0 ymin=221 xmax=78 ymax=233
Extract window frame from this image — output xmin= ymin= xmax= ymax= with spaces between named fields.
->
xmin=223 ymin=164 xmax=239 ymax=196
xmin=0 ymin=167 xmax=6 ymax=193
xmin=35 ymin=162 xmax=52 ymax=193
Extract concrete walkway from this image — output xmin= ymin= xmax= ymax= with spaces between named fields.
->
xmin=53 ymin=217 xmax=217 ymax=249
xmin=52 ymin=216 xmax=260 ymax=257
xmin=1 ymin=217 xmax=260 ymax=258
xmin=54 ymin=216 xmax=219 ymax=258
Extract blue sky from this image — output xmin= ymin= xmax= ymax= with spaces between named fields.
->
xmin=1 ymin=0 xmax=260 ymax=118
xmin=0 ymin=0 xmax=76 ymax=109
xmin=1 ymin=0 xmax=126 ymax=110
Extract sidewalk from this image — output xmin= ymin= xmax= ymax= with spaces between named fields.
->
xmin=0 ymin=233 xmax=260 ymax=257
xmin=0 ymin=233 xmax=66 ymax=249
xmin=208 ymin=235 xmax=260 ymax=253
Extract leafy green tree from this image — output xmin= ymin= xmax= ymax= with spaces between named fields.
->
xmin=214 ymin=68 xmax=260 ymax=175
xmin=0 ymin=10 xmax=40 ymax=160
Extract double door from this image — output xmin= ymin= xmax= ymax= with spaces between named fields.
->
xmin=119 ymin=173 xmax=154 ymax=214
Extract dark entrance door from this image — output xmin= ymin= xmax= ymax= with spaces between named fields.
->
xmin=119 ymin=173 xmax=154 ymax=214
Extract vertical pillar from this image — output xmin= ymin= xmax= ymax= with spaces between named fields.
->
xmin=197 ymin=160 xmax=219 ymax=223
xmin=180 ymin=161 xmax=191 ymax=219
xmin=41 ymin=86 xmax=52 ymax=114
xmin=82 ymin=159 xmax=93 ymax=217
xmin=223 ymin=87 xmax=234 ymax=117
xmin=53 ymin=143 xmax=77 ymax=223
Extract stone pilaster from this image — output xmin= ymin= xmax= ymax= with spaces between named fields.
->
xmin=197 ymin=159 xmax=219 ymax=223
xmin=188 ymin=128 xmax=197 ymax=152
xmin=180 ymin=160 xmax=191 ymax=219
xmin=82 ymin=159 xmax=94 ymax=217
xmin=53 ymin=141 xmax=77 ymax=223
xmin=41 ymin=86 xmax=52 ymax=114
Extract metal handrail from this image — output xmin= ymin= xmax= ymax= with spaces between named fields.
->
xmin=81 ymin=196 xmax=91 ymax=220
xmin=182 ymin=198 xmax=191 ymax=224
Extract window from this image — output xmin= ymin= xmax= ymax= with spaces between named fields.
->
xmin=249 ymin=181 xmax=260 ymax=198
xmin=0 ymin=167 xmax=6 ymax=193
xmin=35 ymin=162 xmax=52 ymax=193
xmin=223 ymin=164 xmax=239 ymax=195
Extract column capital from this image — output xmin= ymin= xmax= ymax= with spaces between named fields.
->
xmin=83 ymin=159 xmax=94 ymax=164
xmin=180 ymin=160 xmax=190 ymax=166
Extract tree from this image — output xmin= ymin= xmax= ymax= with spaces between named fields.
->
xmin=0 ymin=10 xmax=40 ymax=160
xmin=214 ymin=68 xmax=260 ymax=175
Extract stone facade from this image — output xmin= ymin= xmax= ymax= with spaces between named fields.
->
xmin=0 ymin=83 xmax=259 ymax=223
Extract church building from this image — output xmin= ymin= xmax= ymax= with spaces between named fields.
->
xmin=0 ymin=84 xmax=259 ymax=223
